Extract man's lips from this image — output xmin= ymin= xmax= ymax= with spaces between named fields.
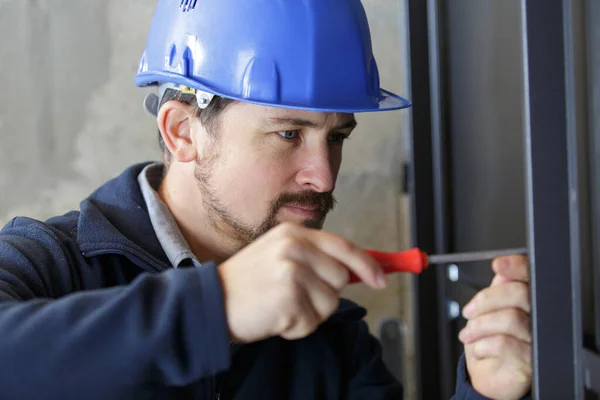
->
xmin=285 ymin=203 xmax=321 ymax=212
xmin=282 ymin=204 xmax=323 ymax=217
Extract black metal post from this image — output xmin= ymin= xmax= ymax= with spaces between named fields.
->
xmin=522 ymin=0 xmax=584 ymax=398
xmin=407 ymin=0 xmax=453 ymax=398
xmin=585 ymin=0 xmax=600 ymax=353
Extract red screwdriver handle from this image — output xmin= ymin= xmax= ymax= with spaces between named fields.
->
xmin=348 ymin=248 xmax=429 ymax=284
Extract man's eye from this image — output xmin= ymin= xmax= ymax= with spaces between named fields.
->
xmin=277 ymin=130 xmax=300 ymax=140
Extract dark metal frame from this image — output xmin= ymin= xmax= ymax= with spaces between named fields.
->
xmin=585 ymin=0 xmax=600 ymax=395
xmin=407 ymin=0 xmax=600 ymax=398
xmin=586 ymin=0 xmax=600 ymax=354
xmin=406 ymin=0 xmax=454 ymax=398
xmin=522 ymin=0 xmax=584 ymax=398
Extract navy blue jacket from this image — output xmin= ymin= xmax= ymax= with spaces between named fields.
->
xmin=0 ymin=163 xmax=490 ymax=399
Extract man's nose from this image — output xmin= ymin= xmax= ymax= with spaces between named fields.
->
xmin=295 ymin=147 xmax=336 ymax=193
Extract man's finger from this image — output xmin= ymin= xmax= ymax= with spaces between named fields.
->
xmin=306 ymin=229 xmax=387 ymax=289
xmin=298 ymin=267 xmax=342 ymax=321
xmin=491 ymin=255 xmax=530 ymax=283
xmin=279 ymin=284 xmax=322 ymax=340
xmin=468 ymin=334 xmax=531 ymax=362
xmin=490 ymin=273 xmax=511 ymax=287
xmin=463 ymin=281 xmax=530 ymax=318
xmin=291 ymin=240 xmax=350 ymax=291
xmin=459 ymin=308 xmax=531 ymax=344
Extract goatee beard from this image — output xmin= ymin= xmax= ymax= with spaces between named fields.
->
xmin=194 ymin=154 xmax=336 ymax=249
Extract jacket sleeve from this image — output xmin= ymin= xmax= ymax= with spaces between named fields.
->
xmin=452 ymin=353 xmax=533 ymax=400
xmin=0 ymin=219 xmax=231 ymax=400
xmin=451 ymin=354 xmax=494 ymax=400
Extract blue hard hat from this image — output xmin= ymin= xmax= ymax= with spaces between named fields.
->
xmin=135 ymin=0 xmax=411 ymax=113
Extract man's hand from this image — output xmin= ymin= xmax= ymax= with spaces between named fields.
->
xmin=459 ymin=255 xmax=532 ymax=400
xmin=217 ymin=222 xmax=387 ymax=344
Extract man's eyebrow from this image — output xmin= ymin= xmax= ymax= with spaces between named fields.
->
xmin=267 ymin=117 xmax=320 ymax=128
xmin=267 ymin=117 xmax=357 ymax=130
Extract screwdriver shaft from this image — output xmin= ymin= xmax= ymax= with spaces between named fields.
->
xmin=427 ymin=247 xmax=528 ymax=265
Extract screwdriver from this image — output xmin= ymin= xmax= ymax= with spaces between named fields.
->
xmin=348 ymin=247 xmax=528 ymax=284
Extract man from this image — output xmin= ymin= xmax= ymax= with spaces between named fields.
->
xmin=0 ymin=0 xmax=532 ymax=399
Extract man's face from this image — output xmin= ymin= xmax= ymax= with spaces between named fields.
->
xmin=191 ymin=102 xmax=357 ymax=247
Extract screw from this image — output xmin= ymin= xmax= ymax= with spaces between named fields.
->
xmin=447 ymin=264 xmax=459 ymax=282
xmin=448 ymin=300 xmax=460 ymax=320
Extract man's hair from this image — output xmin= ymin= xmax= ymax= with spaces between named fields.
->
xmin=158 ymin=88 xmax=236 ymax=167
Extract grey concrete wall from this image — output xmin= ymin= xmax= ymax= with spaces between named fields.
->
xmin=0 ymin=0 xmax=415 ymax=397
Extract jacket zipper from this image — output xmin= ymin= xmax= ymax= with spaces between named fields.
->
xmin=81 ymin=248 xmax=168 ymax=273
xmin=214 ymin=342 xmax=234 ymax=399
xmin=213 ymin=375 xmax=221 ymax=400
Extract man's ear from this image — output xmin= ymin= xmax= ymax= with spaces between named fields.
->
xmin=157 ymin=100 xmax=198 ymax=163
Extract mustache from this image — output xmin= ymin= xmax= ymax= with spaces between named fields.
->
xmin=271 ymin=191 xmax=337 ymax=214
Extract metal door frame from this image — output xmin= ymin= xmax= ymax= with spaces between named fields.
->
xmin=406 ymin=0 xmax=600 ymax=398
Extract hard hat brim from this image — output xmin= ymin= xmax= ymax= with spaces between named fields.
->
xmin=135 ymin=72 xmax=411 ymax=114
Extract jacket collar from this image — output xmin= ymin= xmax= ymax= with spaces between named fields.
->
xmin=75 ymin=162 xmax=171 ymax=271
